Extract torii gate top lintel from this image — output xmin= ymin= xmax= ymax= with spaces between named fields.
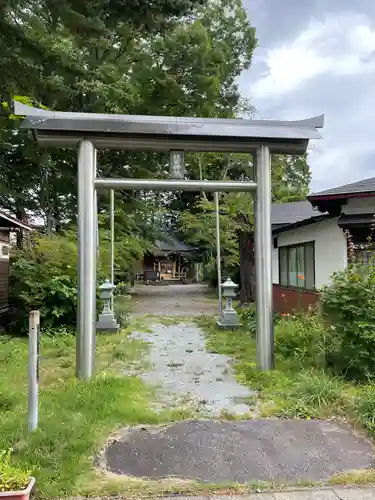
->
xmin=14 ymin=101 xmax=323 ymax=154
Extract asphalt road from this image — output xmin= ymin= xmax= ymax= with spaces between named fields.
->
xmin=105 ymin=419 xmax=374 ymax=484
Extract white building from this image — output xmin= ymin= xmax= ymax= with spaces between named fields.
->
xmin=271 ymin=177 xmax=375 ymax=312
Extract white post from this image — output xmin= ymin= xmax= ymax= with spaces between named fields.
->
xmin=254 ymin=145 xmax=274 ymax=370
xmin=110 ymin=189 xmax=115 ymax=309
xmin=77 ymin=140 xmax=97 ymax=380
xmin=28 ymin=310 xmax=40 ymax=433
xmin=214 ymin=192 xmax=222 ymax=316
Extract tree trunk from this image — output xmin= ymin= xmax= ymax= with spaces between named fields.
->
xmin=15 ymin=207 xmax=27 ymax=248
xmin=238 ymin=231 xmax=255 ymax=303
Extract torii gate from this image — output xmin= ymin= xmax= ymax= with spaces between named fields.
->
xmin=14 ymin=101 xmax=324 ymax=380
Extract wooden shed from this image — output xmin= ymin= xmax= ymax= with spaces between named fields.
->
xmin=0 ymin=210 xmax=32 ymax=312
xmin=137 ymin=233 xmax=202 ymax=283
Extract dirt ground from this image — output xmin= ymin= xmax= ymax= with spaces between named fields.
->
xmin=132 ymin=283 xmax=219 ymax=316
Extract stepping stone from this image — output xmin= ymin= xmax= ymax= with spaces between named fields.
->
xmin=104 ymin=419 xmax=374 ymax=483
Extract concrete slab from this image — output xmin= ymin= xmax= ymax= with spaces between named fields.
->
xmin=104 ymin=420 xmax=374 ymax=484
xmin=274 ymin=491 xmax=338 ymax=499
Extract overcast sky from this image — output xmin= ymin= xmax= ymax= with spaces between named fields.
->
xmin=239 ymin=0 xmax=375 ymax=192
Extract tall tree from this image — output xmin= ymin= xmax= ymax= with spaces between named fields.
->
xmin=0 ymin=0 xmax=257 ymax=234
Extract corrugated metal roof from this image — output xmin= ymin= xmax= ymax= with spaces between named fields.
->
xmin=309 ymin=176 xmax=375 ymax=198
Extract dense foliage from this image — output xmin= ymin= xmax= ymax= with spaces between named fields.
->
xmin=238 ymin=260 xmax=375 ymax=385
xmin=0 ymin=0 xmax=313 ymax=315
xmin=10 ymin=233 xmax=82 ymax=329
xmin=320 ymin=263 xmax=375 ymax=381
xmin=0 ymin=0 xmax=257 ymax=228
xmin=8 ymin=230 xmax=144 ymax=330
xmin=181 ymin=153 xmax=311 ymax=293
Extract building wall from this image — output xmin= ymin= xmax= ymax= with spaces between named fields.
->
xmin=272 ymin=217 xmax=347 ymax=288
xmin=273 ymin=285 xmax=320 ymax=314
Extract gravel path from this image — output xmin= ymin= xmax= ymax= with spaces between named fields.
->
xmin=132 ymin=283 xmax=218 ymax=316
xmin=129 ymin=283 xmax=255 ymax=416
xmin=131 ymin=321 xmax=256 ymax=417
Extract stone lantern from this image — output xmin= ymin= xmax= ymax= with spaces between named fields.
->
xmin=217 ymin=277 xmax=241 ymax=329
xmin=96 ymin=280 xmax=119 ymax=333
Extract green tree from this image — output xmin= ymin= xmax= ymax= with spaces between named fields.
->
xmin=180 ymin=153 xmax=311 ymax=300
xmin=0 ymin=0 xmax=257 ymax=236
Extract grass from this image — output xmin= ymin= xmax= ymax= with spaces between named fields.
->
xmin=0 ymin=317 xmax=196 ymax=499
xmin=197 ymin=315 xmax=360 ymax=421
xmin=3 ymin=302 xmax=375 ymax=498
xmin=0 ymin=313 xmax=327 ymax=499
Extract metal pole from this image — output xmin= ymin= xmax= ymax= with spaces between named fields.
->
xmin=92 ymin=149 xmax=97 ymax=371
xmin=77 ymin=140 xmax=96 ymax=381
xmin=110 ymin=189 xmax=115 ymax=309
xmin=214 ymin=192 xmax=222 ymax=316
xmin=94 ymin=178 xmax=257 ymax=192
xmin=28 ymin=310 xmax=40 ymax=433
xmin=254 ymin=145 xmax=274 ymax=370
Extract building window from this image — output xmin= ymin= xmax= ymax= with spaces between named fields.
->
xmin=352 ymin=243 xmax=375 ymax=265
xmin=279 ymin=242 xmax=315 ymax=289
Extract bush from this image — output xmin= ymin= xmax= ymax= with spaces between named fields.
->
xmin=358 ymin=386 xmax=375 ymax=433
xmin=114 ymin=296 xmax=131 ymax=328
xmin=275 ymin=312 xmax=328 ymax=369
xmin=238 ymin=306 xmax=256 ymax=333
xmin=114 ymin=281 xmax=132 ymax=296
xmin=9 ymin=234 xmax=78 ymax=330
xmin=0 ymin=449 xmax=31 ymax=492
xmin=9 ymin=233 xmax=107 ymax=332
xmin=239 ymin=306 xmax=282 ymax=335
xmin=320 ymin=264 xmax=375 ymax=381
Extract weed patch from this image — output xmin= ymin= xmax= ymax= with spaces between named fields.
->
xmin=198 ymin=315 xmax=357 ymax=422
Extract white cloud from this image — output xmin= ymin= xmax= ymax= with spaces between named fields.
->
xmin=251 ymin=11 xmax=375 ymax=99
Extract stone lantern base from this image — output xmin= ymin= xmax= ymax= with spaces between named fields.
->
xmin=216 ymin=309 xmax=242 ymax=329
xmin=96 ymin=312 xmax=120 ymax=333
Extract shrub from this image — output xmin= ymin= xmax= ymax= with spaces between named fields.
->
xmin=275 ymin=312 xmax=328 ymax=369
xmin=9 ymin=233 xmax=78 ymax=330
xmin=0 ymin=449 xmax=31 ymax=492
xmin=114 ymin=296 xmax=131 ymax=328
xmin=358 ymin=386 xmax=375 ymax=433
xmin=9 ymin=232 xmax=107 ymax=332
xmin=238 ymin=306 xmax=256 ymax=333
xmin=114 ymin=281 xmax=132 ymax=296
xmin=238 ymin=307 xmax=282 ymax=335
xmin=320 ymin=264 xmax=375 ymax=381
